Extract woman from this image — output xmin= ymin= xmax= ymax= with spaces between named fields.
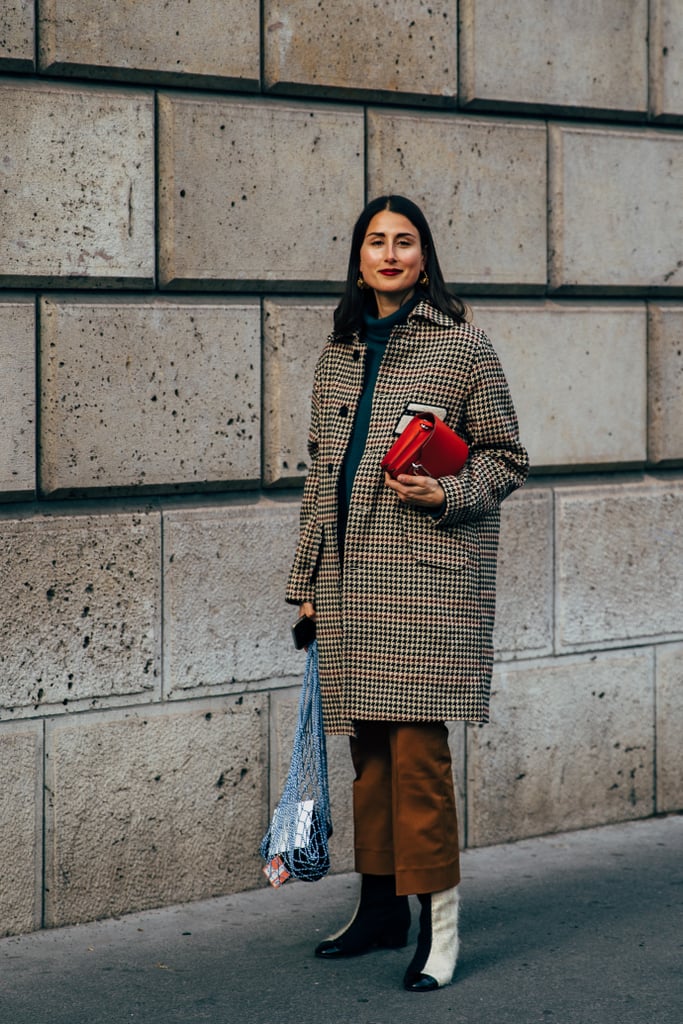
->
xmin=286 ymin=195 xmax=528 ymax=991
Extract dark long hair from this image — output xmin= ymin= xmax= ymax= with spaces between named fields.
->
xmin=333 ymin=195 xmax=469 ymax=339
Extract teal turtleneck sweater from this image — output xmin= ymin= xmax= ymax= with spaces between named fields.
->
xmin=337 ymin=294 xmax=421 ymax=549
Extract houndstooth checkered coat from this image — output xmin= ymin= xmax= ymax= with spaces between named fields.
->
xmin=286 ymin=299 xmax=529 ymax=736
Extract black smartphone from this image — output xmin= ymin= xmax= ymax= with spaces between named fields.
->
xmin=292 ymin=613 xmax=316 ymax=650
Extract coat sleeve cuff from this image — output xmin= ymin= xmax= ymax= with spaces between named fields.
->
xmin=285 ymin=570 xmax=316 ymax=606
xmin=431 ymin=473 xmax=469 ymax=526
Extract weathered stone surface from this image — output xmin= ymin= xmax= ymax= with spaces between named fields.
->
xmin=163 ymin=500 xmax=302 ymax=696
xmin=467 ymin=649 xmax=655 ymax=846
xmin=0 ymin=511 xmax=161 ymax=715
xmin=556 ymin=479 xmax=683 ymax=652
xmin=263 ymin=299 xmax=334 ymax=486
xmin=447 ymin=722 xmax=467 ymax=847
xmin=367 ymin=111 xmax=546 ymax=289
xmin=0 ymin=1 xmax=33 ymax=70
xmin=158 ymin=95 xmax=364 ymax=288
xmin=0 ymin=723 xmax=42 ymax=936
xmin=494 ymin=487 xmax=553 ymax=659
xmin=264 ymin=0 xmax=457 ymax=103
xmin=549 ymin=125 xmax=683 ymax=292
xmin=270 ymin=688 xmax=355 ymax=874
xmin=0 ymin=298 xmax=35 ymax=498
xmin=40 ymin=298 xmax=260 ymax=495
xmin=460 ymin=0 xmax=648 ymax=115
xmin=0 ymin=80 xmax=154 ymax=288
xmin=648 ymin=304 xmax=683 ymax=464
xmin=655 ymin=643 xmax=683 ymax=812
xmin=39 ymin=0 xmax=259 ymax=88
xmin=650 ymin=0 xmax=683 ymax=119
xmin=473 ymin=302 xmax=648 ymax=470
xmin=44 ymin=696 xmax=267 ymax=925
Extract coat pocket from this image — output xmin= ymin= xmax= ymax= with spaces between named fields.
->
xmin=400 ymin=508 xmax=478 ymax=572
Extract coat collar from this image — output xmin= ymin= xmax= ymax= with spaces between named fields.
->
xmin=330 ymin=299 xmax=457 ymax=346
xmin=408 ymin=298 xmax=458 ymax=328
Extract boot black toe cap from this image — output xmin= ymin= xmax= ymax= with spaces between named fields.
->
xmin=315 ymin=939 xmax=348 ymax=958
xmin=404 ymin=972 xmax=440 ymax=992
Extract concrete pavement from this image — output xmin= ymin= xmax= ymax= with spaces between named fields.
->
xmin=1 ymin=814 xmax=681 ymax=1024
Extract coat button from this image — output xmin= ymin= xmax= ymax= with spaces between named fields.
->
xmin=352 ymin=350 xmax=360 ymax=361
xmin=339 ymin=405 xmax=349 ymax=417
xmin=327 ymin=463 xmax=334 ymax=474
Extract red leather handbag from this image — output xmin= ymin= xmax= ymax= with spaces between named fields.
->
xmin=381 ymin=413 xmax=469 ymax=479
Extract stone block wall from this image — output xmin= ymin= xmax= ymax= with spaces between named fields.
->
xmin=1 ymin=1 xmax=681 ymax=937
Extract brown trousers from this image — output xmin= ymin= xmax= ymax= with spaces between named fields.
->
xmin=350 ymin=721 xmax=461 ymax=897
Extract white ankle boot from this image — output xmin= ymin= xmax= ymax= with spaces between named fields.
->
xmin=403 ymin=885 xmax=460 ymax=991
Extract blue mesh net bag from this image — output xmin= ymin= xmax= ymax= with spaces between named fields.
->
xmin=260 ymin=641 xmax=333 ymax=887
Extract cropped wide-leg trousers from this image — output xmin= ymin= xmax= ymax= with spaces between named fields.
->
xmin=350 ymin=721 xmax=461 ymax=897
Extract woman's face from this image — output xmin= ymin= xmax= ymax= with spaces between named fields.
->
xmin=359 ymin=210 xmax=426 ymax=312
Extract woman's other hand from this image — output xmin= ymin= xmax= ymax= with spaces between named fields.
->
xmin=384 ymin=470 xmax=445 ymax=510
xmin=299 ymin=601 xmax=316 ymax=620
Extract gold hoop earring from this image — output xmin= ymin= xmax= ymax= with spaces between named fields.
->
xmin=419 ymin=271 xmax=429 ymax=286
xmin=357 ymin=273 xmax=369 ymax=290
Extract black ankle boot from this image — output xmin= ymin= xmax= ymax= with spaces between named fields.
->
xmin=315 ymin=874 xmax=411 ymax=958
